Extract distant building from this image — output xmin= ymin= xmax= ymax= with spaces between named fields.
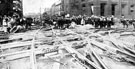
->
xmin=0 ymin=0 xmax=23 ymax=17
xmin=50 ymin=0 xmax=62 ymax=16
xmin=44 ymin=8 xmax=51 ymax=15
xmin=61 ymin=0 xmax=135 ymax=18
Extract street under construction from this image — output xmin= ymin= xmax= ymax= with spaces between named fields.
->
xmin=0 ymin=24 xmax=135 ymax=69
xmin=0 ymin=0 xmax=135 ymax=69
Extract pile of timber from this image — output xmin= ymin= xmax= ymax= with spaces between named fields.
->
xmin=0 ymin=26 xmax=135 ymax=69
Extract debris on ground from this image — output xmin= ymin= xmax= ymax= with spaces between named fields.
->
xmin=0 ymin=25 xmax=135 ymax=69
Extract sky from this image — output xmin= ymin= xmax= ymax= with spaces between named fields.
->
xmin=23 ymin=0 xmax=59 ymax=15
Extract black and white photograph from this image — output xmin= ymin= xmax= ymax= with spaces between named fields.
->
xmin=0 ymin=0 xmax=135 ymax=69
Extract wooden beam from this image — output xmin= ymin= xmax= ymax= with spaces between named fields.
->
xmin=30 ymin=39 xmax=37 ymax=69
xmin=87 ymin=40 xmax=110 ymax=69
xmin=0 ymin=36 xmax=9 ymax=39
xmin=50 ymin=28 xmax=101 ymax=69
xmin=0 ymin=50 xmax=30 ymax=57
xmin=107 ymin=36 xmax=135 ymax=55
xmin=30 ymin=27 xmax=45 ymax=69
xmin=64 ymin=46 xmax=102 ymax=69
xmin=91 ymin=40 xmax=135 ymax=58
xmin=0 ymin=38 xmax=23 ymax=44
xmin=0 ymin=49 xmax=59 ymax=62
xmin=0 ymin=43 xmax=87 ymax=62
xmin=0 ymin=41 xmax=42 ymax=50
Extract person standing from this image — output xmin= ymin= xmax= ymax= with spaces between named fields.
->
xmin=0 ymin=16 xmax=3 ymax=26
xmin=2 ymin=15 xmax=9 ymax=32
xmin=81 ymin=17 xmax=85 ymax=25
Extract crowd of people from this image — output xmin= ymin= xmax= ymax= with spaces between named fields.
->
xmin=43 ymin=14 xmax=135 ymax=30
xmin=1 ymin=14 xmax=135 ymax=33
xmin=0 ymin=15 xmax=33 ymax=33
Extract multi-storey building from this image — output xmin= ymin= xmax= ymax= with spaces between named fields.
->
xmin=61 ymin=0 xmax=135 ymax=18
xmin=0 ymin=0 xmax=23 ymax=17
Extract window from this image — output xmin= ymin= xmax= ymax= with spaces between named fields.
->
xmin=82 ymin=4 xmax=86 ymax=7
xmin=131 ymin=10 xmax=134 ymax=12
xmin=121 ymin=4 xmax=126 ymax=8
xmin=131 ymin=5 xmax=134 ymax=7
xmin=100 ymin=3 xmax=106 ymax=16
xmin=111 ymin=4 xmax=116 ymax=15
xmin=82 ymin=0 xmax=85 ymax=1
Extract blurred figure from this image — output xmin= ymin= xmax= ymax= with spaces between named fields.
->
xmin=2 ymin=15 xmax=9 ymax=32
xmin=81 ymin=17 xmax=85 ymax=25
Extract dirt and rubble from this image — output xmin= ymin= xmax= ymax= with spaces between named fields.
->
xmin=0 ymin=25 xmax=135 ymax=69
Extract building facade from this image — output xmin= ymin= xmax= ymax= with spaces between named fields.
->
xmin=50 ymin=0 xmax=62 ymax=16
xmin=0 ymin=0 xmax=23 ymax=17
xmin=61 ymin=0 xmax=135 ymax=18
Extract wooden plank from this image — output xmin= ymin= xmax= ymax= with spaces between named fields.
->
xmin=107 ymin=37 xmax=135 ymax=55
xmin=0 ymin=51 xmax=30 ymax=62
xmin=0 ymin=38 xmax=23 ymax=44
xmin=86 ymin=40 xmax=102 ymax=68
xmin=0 ymin=44 xmax=86 ymax=62
xmin=0 ymin=49 xmax=59 ymax=62
xmin=51 ymin=28 xmax=102 ymax=69
xmin=64 ymin=46 xmax=102 ymax=69
xmin=72 ymin=56 xmax=90 ymax=69
xmin=0 ymin=31 xmax=8 ymax=34
xmin=30 ymin=27 xmax=43 ymax=69
xmin=0 ymin=50 xmax=30 ymax=57
xmin=123 ymin=47 xmax=135 ymax=55
xmin=87 ymin=40 xmax=110 ymax=69
xmin=91 ymin=40 xmax=135 ymax=58
xmin=0 ymin=41 xmax=42 ymax=50
xmin=92 ymin=50 xmax=110 ymax=69
xmin=30 ymin=37 xmax=37 ymax=69
xmin=108 ymin=38 xmax=124 ymax=50
xmin=0 ymin=36 xmax=9 ymax=40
